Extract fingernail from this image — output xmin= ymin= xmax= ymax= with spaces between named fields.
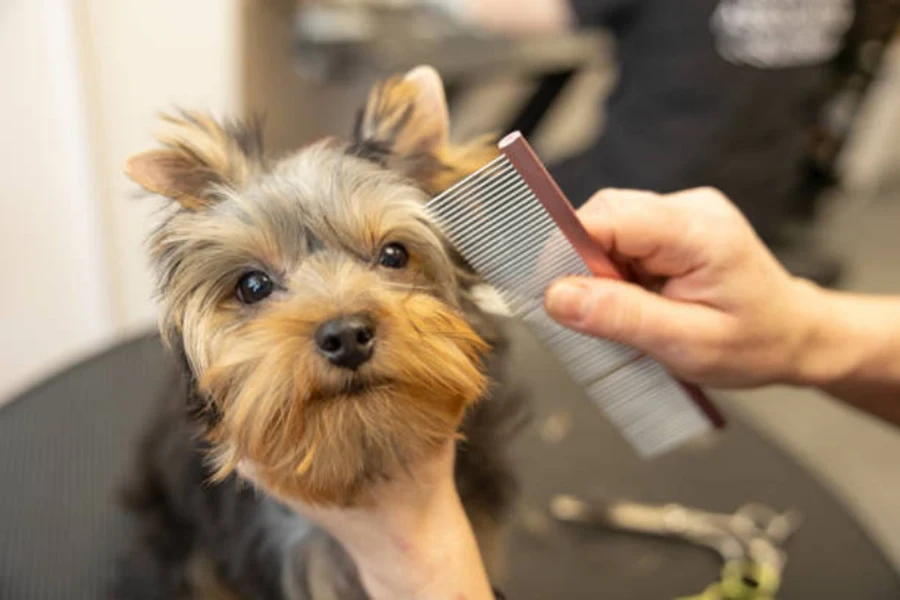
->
xmin=545 ymin=281 xmax=589 ymax=322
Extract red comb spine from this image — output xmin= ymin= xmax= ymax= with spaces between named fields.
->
xmin=499 ymin=132 xmax=725 ymax=430
xmin=499 ymin=132 xmax=623 ymax=281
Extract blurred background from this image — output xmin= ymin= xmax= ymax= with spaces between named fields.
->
xmin=3 ymin=0 xmax=898 ymax=400
xmin=2 ymin=0 xmax=900 ymax=574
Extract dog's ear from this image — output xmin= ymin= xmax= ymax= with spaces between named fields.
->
xmin=125 ymin=112 xmax=264 ymax=211
xmin=356 ymin=66 xmax=450 ymax=158
xmin=352 ymin=66 xmax=498 ymax=194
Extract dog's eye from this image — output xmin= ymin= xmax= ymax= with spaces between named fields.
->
xmin=378 ymin=243 xmax=409 ymax=269
xmin=236 ymin=271 xmax=274 ymax=304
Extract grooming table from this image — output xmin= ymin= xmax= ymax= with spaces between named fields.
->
xmin=1 ymin=324 xmax=898 ymax=599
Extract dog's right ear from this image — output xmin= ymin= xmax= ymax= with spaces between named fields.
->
xmin=125 ymin=111 xmax=264 ymax=211
xmin=352 ymin=66 xmax=498 ymax=195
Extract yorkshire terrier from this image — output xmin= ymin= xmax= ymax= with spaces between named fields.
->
xmin=114 ymin=66 xmax=526 ymax=599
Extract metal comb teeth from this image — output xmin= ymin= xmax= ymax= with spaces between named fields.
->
xmin=425 ymin=132 xmax=723 ymax=458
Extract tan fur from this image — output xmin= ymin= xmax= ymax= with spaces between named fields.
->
xmin=358 ymin=73 xmax=500 ymax=194
xmin=129 ymin=66 xmax=499 ymax=507
xmin=125 ymin=111 xmax=262 ymax=210
xmin=431 ymin=138 xmax=502 ymax=193
xmin=199 ymin=266 xmax=488 ymax=505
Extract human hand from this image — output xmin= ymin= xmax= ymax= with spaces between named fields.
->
xmin=239 ymin=442 xmax=494 ymax=600
xmin=544 ymin=188 xmax=823 ymax=388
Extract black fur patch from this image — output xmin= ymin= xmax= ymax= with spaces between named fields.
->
xmin=224 ymin=114 xmax=266 ymax=164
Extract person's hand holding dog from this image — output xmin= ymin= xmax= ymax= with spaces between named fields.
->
xmin=241 ymin=442 xmax=496 ymax=600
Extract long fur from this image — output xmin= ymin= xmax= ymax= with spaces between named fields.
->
xmin=116 ymin=67 xmax=526 ymax=599
xmin=349 ymin=73 xmax=498 ymax=194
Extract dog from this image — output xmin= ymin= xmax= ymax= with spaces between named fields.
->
xmin=113 ymin=66 xmax=526 ymax=599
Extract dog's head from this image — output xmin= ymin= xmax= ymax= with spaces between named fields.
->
xmin=126 ymin=67 xmax=498 ymax=505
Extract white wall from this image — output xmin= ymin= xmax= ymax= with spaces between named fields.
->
xmin=0 ymin=0 xmax=242 ymax=401
xmin=78 ymin=0 xmax=243 ymax=334
xmin=0 ymin=0 xmax=112 ymax=400
xmin=840 ymin=41 xmax=900 ymax=198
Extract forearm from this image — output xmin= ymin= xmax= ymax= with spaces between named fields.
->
xmin=308 ymin=479 xmax=494 ymax=600
xmin=346 ymin=492 xmax=493 ymax=600
xmin=272 ymin=441 xmax=494 ymax=600
xmin=792 ymin=281 xmax=900 ymax=425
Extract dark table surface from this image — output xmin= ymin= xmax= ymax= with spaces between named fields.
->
xmin=1 ymin=323 xmax=898 ymax=599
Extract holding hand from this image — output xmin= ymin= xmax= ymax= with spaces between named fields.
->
xmin=545 ymin=187 xmax=900 ymax=427
xmin=240 ymin=442 xmax=495 ymax=600
xmin=545 ymin=188 xmax=821 ymax=388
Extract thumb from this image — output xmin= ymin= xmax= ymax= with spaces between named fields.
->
xmin=545 ymin=277 xmax=705 ymax=355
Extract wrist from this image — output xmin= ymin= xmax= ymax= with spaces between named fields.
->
xmin=786 ymin=280 xmax=872 ymax=388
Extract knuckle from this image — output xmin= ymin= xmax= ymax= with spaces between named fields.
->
xmin=683 ymin=187 xmax=739 ymax=223
xmin=590 ymin=288 xmax=643 ymax=342
xmin=696 ymin=186 xmax=728 ymax=203
xmin=582 ymin=188 xmax=620 ymax=215
xmin=679 ymin=347 xmax=722 ymax=380
xmin=611 ymin=306 xmax=644 ymax=342
xmin=600 ymin=191 xmax=637 ymax=219
xmin=685 ymin=186 xmax=733 ymax=212
xmin=673 ymin=329 xmax=729 ymax=379
xmin=680 ymin=199 xmax=750 ymax=260
xmin=584 ymin=188 xmax=659 ymax=216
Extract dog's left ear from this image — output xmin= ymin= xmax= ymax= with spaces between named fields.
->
xmin=125 ymin=112 xmax=264 ymax=211
xmin=352 ymin=66 xmax=497 ymax=194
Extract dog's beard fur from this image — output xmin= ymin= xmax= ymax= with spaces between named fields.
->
xmin=201 ymin=275 xmax=488 ymax=505
xmin=125 ymin=67 xmax=499 ymax=508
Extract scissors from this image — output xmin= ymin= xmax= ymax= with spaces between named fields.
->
xmin=550 ymin=495 xmax=802 ymax=599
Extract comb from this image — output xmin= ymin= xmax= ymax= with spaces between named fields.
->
xmin=425 ymin=132 xmax=724 ymax=458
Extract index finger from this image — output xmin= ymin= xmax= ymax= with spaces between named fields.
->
xmin=577 ymin=189 xmax=709 ymax=278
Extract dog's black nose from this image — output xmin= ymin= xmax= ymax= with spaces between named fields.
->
xmin=314 ymin=314 xmax=376 ymax=370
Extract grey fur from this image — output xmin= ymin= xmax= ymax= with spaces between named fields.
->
xmin=115 ymin=127 xmax=527 ymax=599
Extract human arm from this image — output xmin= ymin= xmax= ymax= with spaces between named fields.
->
xmin=793 ymin=287 xmax=900 ymax=425
xmin=242 ymin=442 xmax=495 ymax=600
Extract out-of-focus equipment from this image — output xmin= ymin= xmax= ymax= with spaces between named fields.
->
xmin=292 ymin=0 xmax=604 ymax=142
xmin=293 ymin=0 xmax=597 ymax=81
xmin=804 ymin=0 xmax=900 ymax=209
xmin=551 ymin=495 xmax=802 ymax=600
